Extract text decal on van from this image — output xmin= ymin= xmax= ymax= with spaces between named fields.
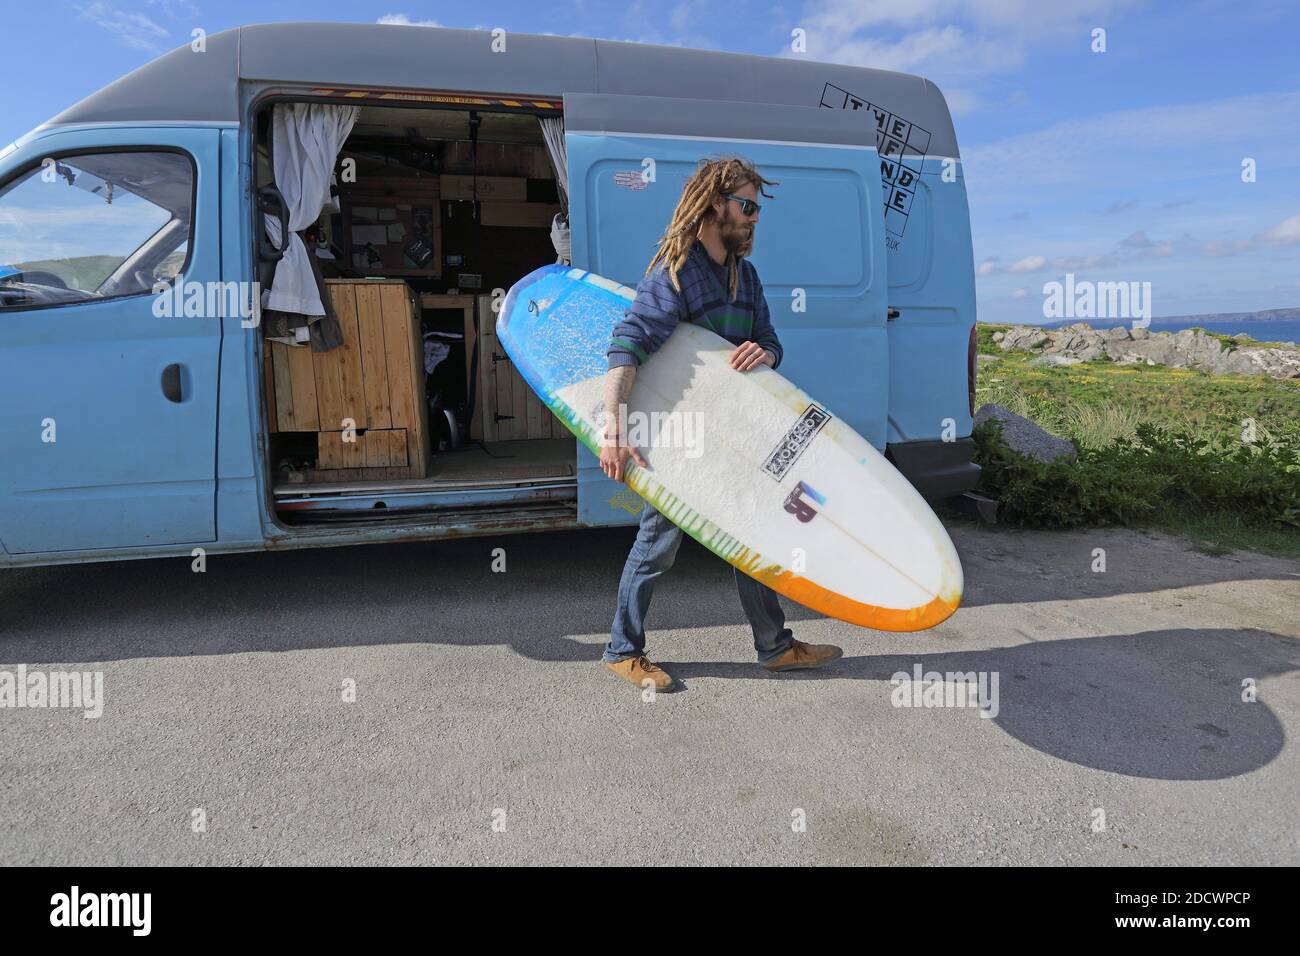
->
xmin=819 ymin=83 xmax=931 ymax=242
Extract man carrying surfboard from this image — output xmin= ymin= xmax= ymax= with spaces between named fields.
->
xmin=598 ymin=157 xmax=844 ymax=691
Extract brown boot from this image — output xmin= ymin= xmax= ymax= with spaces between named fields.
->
xmin=763 ymin=639 xmax=843 ymax=672
xmin=605 ymin=655 xmax=675 ymax=691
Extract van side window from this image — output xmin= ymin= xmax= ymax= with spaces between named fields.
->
xmin=0 ymin=150 xmax=194 ymax=310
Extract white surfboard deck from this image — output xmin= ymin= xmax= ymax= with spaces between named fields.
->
xmin=500 ymin=265 xmax=963 ymax=631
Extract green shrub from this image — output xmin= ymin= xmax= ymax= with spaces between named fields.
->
xmin=1128 ymin=423 xmax=1300 ymax=527
xmin=973 ymin=419 xmax=1300 ymax=530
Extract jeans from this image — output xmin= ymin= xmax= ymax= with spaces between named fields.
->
xmin=604 ymin=501 xmax=795 ymax=665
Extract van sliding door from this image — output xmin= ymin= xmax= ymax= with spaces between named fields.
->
xmin=563 ymin=92 xmax=888 ymax=528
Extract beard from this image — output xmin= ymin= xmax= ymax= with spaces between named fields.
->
xmin=719 ymin=213 xmax=755 ymax=258
xmin=722 ymin=218 xmax=754 ymax=257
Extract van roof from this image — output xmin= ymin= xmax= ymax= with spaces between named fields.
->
xmin=42 ymin=22 xmax=959 ymax=157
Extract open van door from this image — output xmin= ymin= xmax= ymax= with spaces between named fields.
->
xmin=563 ymin=93 xmax=889 ymax=527
xmin=0 ymin=128 xmax=222 ymax=555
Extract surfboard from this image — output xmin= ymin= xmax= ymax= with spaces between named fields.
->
xmin=498 ymin=264 xmax=963 ymax=631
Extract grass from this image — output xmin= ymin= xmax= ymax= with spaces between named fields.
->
xmin=974 ymin=322 xmax=1300 ymax=558
xmin=1145 ymin=510 xmax=1300 ymax=559
xmin=977 ymin=350 xmax=1300 ymax=450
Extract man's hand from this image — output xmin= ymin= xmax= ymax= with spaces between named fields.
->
xmin=600 ymin=367 xmax=646 ymax=482
xmin=600 ymin=431 xmax=648 ymax=483
xmin=729 ymin=340 xmax=775 ymax=372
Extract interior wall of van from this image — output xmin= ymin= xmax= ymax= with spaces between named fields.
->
xmin=253 ymin=102 xmax=578 ymax=526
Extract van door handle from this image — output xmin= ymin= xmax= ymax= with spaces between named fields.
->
xmin=161 ymin=363 xmax=184 ymax=403
xmin=887 ymin=307 xmax=900 ymax=321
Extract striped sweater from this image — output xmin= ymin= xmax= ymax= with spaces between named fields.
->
xmin=607 ymin=239 xmax=783 ymax=371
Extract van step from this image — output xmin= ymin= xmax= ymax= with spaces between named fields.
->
xmin=948 ymin=491 xmax=999 ymax=524
xmin=278 ymin=499 xmax=579 ymax=530
xmin=277 ymin=479 xmax=576 ymax=519
xmin=273 ymin=473 xmax=576 ymax=498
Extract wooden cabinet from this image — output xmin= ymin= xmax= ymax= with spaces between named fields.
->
xmin=468 ymin=294 xmax=564 ymax=443
xmin=264 ymin=279 xmax=431 ymax=480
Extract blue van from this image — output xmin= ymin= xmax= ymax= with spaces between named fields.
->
xmin=0 ymin=22 xmax=978 ymax=568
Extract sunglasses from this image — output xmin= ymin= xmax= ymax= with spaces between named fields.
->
xmin=724 ymin=194 xmax=762 ymax=217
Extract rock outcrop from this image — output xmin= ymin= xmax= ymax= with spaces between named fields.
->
xmin=990 ymin=323 xmax=1300 ymax=379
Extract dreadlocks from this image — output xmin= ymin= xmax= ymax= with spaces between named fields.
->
xmin=645 ymin=156 xmax=778 ymax=301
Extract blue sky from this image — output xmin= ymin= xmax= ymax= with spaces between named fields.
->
xmin=2 ymin=0 xmax=1298 ymax=323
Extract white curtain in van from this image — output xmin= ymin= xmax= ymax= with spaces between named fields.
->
xmin=538 ymin=116 xmax=571 ymax=264
xmin=264 ymin=103 xmax=361 ymax=315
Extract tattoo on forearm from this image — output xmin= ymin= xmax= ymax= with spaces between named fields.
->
xmin=603 ymin=365 xmax=637 ymax=440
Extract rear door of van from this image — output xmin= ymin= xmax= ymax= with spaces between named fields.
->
xmin=0 ymin=127 xmax=222 ymax=556
xmin=563 ymin=93 xmax=888 ymax=527
xmin=818 ymin=84 xmax=979 ymax=497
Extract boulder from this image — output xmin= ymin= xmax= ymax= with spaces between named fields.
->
xmin=1109 ymin=335 xmax=1181 ymax=366
xmin=1179 ymin=329 xmax=1230 ymax=369
xmin=1029 ymin=354 xmax=1083 ymax=368
xmin=1054 ymin=327 xmax=1103 ymax=354
xmin=1233 ymin=347 xmax=1300 ymax=379
xmin=999 ymin=326 xmax=1049 ymax=351
xmin=974 ymin=403 xmax=1078 ymax=463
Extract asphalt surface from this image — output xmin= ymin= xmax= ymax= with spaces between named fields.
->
xmin=1 ymin=519 xmax=1297 ymax=865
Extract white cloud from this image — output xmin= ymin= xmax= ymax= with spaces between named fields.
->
xmin=964 ymin=90 xmax=1300 ymax=201
xmin=979 ymin=251 xmax=1128 ymax=277
xmin=1055 ymin=254 xmax=1117 ymax=269
xmin=670 ymin=1 xmax=706 ymax=34
xmin=1010 ymin=288 xmax=1029 ymax=299
xmin=76 ymin=2 xmax=170 ymax=52
xmin=1113 ymin=211 xmax=1300 ymax=260
xmin=377 ymin=14 xmax=443 ymax=27
xmin=796 ymin=0 xmax=1139 ymax=88
xmin=1006 ymin=255 xmax=1048 ymax=273
xmin=942 ymin=88 xmax=981 ymax=116
xmin=606 ymin=1 xmax=719 ymax=50
xmin=1197 ymin=239 xmax=1251 ymax=258
xmin=144 ymin=0 xmax=199 ymax=17
xmin=1256 ymin=212 xmax=1300 ymax=245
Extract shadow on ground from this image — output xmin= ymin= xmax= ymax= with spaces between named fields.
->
xmin=1 ymin=526 xmax=1296 ymax=782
